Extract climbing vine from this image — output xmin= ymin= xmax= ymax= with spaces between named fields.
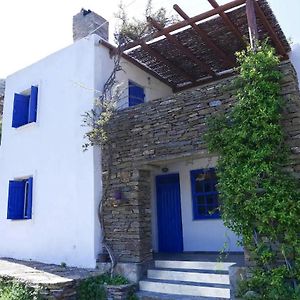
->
xmin=82 ymin=0 xmax=177 ymax=278
xmin=82 ymin=41 xmax=125 ymax=277
xmin=205 ymin=42 xmax=300 ymax=299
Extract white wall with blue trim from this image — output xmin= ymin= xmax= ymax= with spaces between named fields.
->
xmin=0 ymin=33 xmax=174 ymax=268
xmin=151 ymin=157 xmax=243 ymax=253
xmin=0 ymin=35 xmax=102 ymax=268
xmin=94 ymin=44 xmax=173 ymax=110
xmin=116 ymin=59 xmax=172 ymax=109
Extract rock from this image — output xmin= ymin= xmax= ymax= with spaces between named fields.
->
xmin=244 ymin=290 xmax=260 ymax=299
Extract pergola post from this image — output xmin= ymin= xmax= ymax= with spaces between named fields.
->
xmin=246 ymin=0 xmax=259 ymax=51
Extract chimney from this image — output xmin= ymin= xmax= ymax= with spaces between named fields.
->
xmin=73 ymin=9 xmax=109 ymax=42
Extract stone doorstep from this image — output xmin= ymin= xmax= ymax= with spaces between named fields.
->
xmin=136 ymin=290 xmax=227 ymax=300
xmin=97 ymin=260 xmax=152 ymax=283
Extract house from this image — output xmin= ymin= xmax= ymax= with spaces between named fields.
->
xmin=0 ymin=0 xmax=300 ymax=298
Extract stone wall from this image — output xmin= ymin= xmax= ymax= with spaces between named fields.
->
xmin=102 ymin=168 xmax=152 ymax=263
xmin=0 ymin=258 xmax=103 ymax=300
xmin=102 ymin=60 xmax=300 ymax=264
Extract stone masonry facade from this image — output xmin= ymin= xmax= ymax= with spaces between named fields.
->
xmin=102 ymin=60 xmax=300 ymax=265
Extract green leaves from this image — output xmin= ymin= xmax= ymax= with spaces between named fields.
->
xmin=206 ymin=42 xmax=300 ymax=298
xmin=0 ymin=279 xmax=41 ymax=300
xmin=77 ymin=273 xmax=130 ymax=300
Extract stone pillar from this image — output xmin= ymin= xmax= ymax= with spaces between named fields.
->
xmin=73 ymin=9 xmax=109 ymax=41
xmin=103 ymin=168 xmax=152 ymax=264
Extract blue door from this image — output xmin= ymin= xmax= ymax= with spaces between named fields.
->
xmin=156 ymin=174 xmax=183 ymax=252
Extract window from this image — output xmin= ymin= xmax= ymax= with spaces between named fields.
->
xmin=12 ymin=86 xmax=38 ymax=128
xmin=128 ymin=80 xmax=145 ymax=107
xmin=7 ymin=177 xmax=33 ymax=220
xmin=190 ymin=168 xmax=220 ymax=220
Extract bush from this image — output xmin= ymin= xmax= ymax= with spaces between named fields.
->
xmin=0 ymin=279 xmax=41 ymax=300
xmin=77 ymin=273 xmax=130 ymax=300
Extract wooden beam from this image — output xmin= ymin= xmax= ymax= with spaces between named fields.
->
xmin=207 ymin=0 xmax=246 ymax=45
xmin=147 ymin=17 xmax=216 ymax=78
xmin=173 ymin=4 xmax=235 ymax=67
xmin=246 ymin=0 xmax=258 ymax=50
xmin=100 ymin=40 xmax=176 ymax=90
xmin=123 ymin=0 xmax=246 ymax=52
xmin=253 ymin=1 xmax=288 ymax=58
xmin=141 ymin=42 xmax=196 ymax=83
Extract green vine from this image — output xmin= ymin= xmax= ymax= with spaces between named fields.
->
xmin=82 ymin=1 xmax=177 ymax=278
xmin=205 ymin=42 xmax=300 ymax=299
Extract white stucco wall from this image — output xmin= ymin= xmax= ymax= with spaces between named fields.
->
xmin=0 ymin=35 xmax=102 ymax=268
xmin=0 ymin=34 xmax=173 ymax=268
xmin=117 ymin=58 xmax=173 ymax=108
xmin=151 ymin=158 xmax=243 ymax=253
xmin=94 ymin=43 xmax=173 ymax=110
xmin=290 ymin=44 xmax=300 ymax=88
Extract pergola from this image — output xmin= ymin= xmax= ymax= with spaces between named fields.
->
xmin=102 ymin=0 xmax=290 ymax=92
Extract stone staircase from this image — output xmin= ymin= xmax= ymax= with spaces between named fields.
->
xmin=137 ymin=260 xmax=236 ymax=299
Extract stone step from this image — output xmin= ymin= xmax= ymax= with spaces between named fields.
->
xmin=150 ymin=267 xmax=228 ymax=275
xmin=147 ymin=269 xmax=230 ymax=285
xmin=154 ymin=260 xmax=235 ymax=272
xmin=136 ymin=290 xmax=226 ymax=300
xmin=139 ymin=279 xmax=230 ymax=299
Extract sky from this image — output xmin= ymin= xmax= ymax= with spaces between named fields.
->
xmin=0 ymin=0 xmax=299 ymax=78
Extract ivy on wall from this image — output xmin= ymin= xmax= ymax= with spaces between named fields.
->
xmin=205 ymin=42 xmax=300 ymax=299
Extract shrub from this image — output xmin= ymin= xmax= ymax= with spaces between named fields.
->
xmin=77 ymin=273 xmax=129 ymax=300
xmin=0 ymin=279 xmax=41 ymax=300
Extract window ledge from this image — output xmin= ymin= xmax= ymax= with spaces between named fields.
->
xmin=13 ymin=121 xmax=38 ymax=131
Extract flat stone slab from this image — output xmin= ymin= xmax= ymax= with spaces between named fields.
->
xmin=0 ymin=258 xmax=102 ymax=287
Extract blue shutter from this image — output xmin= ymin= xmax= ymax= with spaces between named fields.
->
xmin=7 ymin=180 xmax=26 ymax=220
xmin=28 ymin=86 xmax=38 ymax=123
xmin=129 ymin=81 xmax=145 ymax=107
xmin=12 ymin=93 xmax=30 ymax=128
xmin=25 ymin=177 xmax=33 ymax=219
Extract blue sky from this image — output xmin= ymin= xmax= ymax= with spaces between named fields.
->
xmin=0 ymin=0 xmax=299 ymax=78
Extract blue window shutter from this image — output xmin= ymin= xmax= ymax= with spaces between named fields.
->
xmin=7 ymin=180 xmax=26 ymax=220
xmin=25 ymin=177 xmax=33 ymax=219
xmin=12 ymin=93 xmax=30 ymax=128
xmin=28 ymin=86 xmax=38 ymax=123
xmin=129 ymin=80 xmax=145 ymax=107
